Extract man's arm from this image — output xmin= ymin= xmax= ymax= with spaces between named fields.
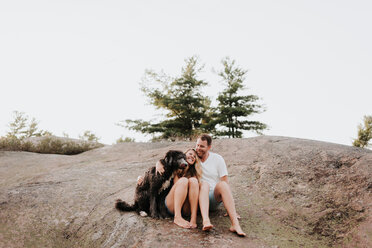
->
xmin=220 ymin=175 xmax=229 ymax=183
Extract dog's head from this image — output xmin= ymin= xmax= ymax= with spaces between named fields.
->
xmin=163 ymin=150 xmax=188 ymax=173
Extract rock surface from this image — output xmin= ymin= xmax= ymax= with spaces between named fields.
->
xmin=0 ymin=136 xmax=371 ymax=247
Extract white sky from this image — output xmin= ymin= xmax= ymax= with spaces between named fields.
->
xmin=1 ymin=0 xmax=371 ymax=145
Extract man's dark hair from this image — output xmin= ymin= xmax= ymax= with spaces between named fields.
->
xmin=198 ymin=134 xmax=212 ymax=146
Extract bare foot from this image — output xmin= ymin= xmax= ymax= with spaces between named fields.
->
xmin=202 ymin=220 xmax=213 ymax=231
xmin=174 ymin=216 xmax=191 ymax=229
xmin=229 ymin=225 xmax=246 ymax=237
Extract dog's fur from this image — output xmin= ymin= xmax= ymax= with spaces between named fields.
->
xmin=115 ymin=150 xmax=188 ymax=218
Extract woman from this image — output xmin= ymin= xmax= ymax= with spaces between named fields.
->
xmin=138 ymin=148 xmax=202 ymax=229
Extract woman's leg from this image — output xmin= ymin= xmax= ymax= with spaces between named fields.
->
xmin=187 ymin=177 xmax=199 ymax=228
xmin=199 ymin=181 xmax=213 ymax=230
xmin=214 ymin=181 xmax=246 ymax=236
xmin=165 ymin=177 xmax=191 ymax=228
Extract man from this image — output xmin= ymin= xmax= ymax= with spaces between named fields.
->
xmin=196 ymin=134 xmax=246 ymax=236
xmin=154 ymin=134 xmax=245 ymax=236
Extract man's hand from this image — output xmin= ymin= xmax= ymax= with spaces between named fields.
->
xmin=156 ymin=160 xmax=165 ymax=175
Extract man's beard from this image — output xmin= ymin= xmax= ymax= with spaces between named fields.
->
xmin=196 ymin=150 xmax=204 ymax=158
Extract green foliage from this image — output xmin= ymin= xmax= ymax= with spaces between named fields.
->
xmin=79 ymin=130 xmax=100 ymax=142
xmin=122 ymin=56 xmax=267 ymax=141
xmin=213 ymin=57 xmax=267 ymax=138
xmin=352 ymin=115 xmax=372 ymax=148
xmin=125 ymin=56 xmax=212 ymax=141
xmin=116 ymin=136 xmax=135 ymax=143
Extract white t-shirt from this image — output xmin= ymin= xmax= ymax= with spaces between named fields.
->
xmin=200 ymin=152 xmax=228 ymax=190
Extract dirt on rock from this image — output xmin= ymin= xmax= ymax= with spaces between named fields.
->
xmin=0 ymin=136 xmax=371 ymax=248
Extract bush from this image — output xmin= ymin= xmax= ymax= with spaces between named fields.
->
xmin=116 ymin=136 xmax=135 ymax=143
xmin=0 ymin=136 xmax=22 ymax=151
xmin=1 ymin=111 xmax=103 ymax=155
xmin=0 ymin=136 xmax=103 ymax=155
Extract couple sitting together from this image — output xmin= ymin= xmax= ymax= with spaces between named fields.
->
xmin=138 ymin=134 xmax=245 ymax=237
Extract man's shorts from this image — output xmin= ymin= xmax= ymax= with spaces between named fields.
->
xmin=209 ymin=188 xmax=222 ymax=211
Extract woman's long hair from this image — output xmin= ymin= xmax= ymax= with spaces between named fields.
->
xmin=184 ymin=148 xmax=202 ymax=182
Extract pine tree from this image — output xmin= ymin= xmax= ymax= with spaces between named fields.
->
xmin=79 ymin=130 xmax=100 ymax=142
xmin=125 ymin=56 xmax=211 ymax=140
xmin=214 ymin=57 xmax=267 ymax=138
xmin=353 ymin=115 xmax=372 ymax=148
xmin=7 ymin=111 xmax=49 ymax=139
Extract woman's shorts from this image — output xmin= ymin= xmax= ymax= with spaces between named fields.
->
xmin=164 ymin=188 xmax=222 ymax=215
xmin=165 ymin=197 xmax=174 ymax=216
xmin=209 ymin=188 xmax=222 ymax=211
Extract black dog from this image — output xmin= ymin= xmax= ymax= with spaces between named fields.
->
xmin=115 ymin=150 xmax=188 ymax=218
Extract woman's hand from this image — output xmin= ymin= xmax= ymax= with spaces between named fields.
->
xmin=138 ymin=160 xmax=164 ymax=185
xmin=137 ymin=175 xmax=144 ymax=185
xmin=156 ymin=160 xmax=165 ymax=175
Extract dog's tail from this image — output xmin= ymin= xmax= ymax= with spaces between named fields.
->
xmin=115 ymin=199 xmax=137 ymax=212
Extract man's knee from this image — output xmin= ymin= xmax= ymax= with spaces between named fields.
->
xmin=216 ymin=181 xmax=228 ymax=188
xmin=215 ymin=181 xmax=229 ymax=194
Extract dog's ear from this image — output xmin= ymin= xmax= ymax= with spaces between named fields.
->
xmin=164 ymin=151 xmax=173 ymax=166
xmin=167 ymin=156 xmax=173 ymax=165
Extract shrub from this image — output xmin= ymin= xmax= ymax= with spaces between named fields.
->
xmin=1 ymin=111 xmax=103 ymax=155
xmin=0 ymin=136 xmax=103 ymax=155
xmin=116 ymin=136 xmax=135 ymax=143
xmin=0 ymin=136 xmax=22 ymax=151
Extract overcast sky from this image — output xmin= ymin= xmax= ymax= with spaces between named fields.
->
xmin=1 ymin=0 xmax=371 ymax=145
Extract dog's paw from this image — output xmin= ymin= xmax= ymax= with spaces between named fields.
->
xmin=139 ymin=211 xmax=148 ymax=217
xmin=151 ymin=212 xmax=160 ymax=219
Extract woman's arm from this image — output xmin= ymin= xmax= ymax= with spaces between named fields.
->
xmin=137 ymin=160 xmax=165 ymax=186
xmin=137 ymin=175 xmax=144 ymax=185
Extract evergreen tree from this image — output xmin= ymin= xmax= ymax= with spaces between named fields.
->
xmin=125 ymin=56 xmax=211 ymax=140
xmin=213 ymin=57 xmax=267 ymax=138
xmin=353 ymin=115 xmax=372 ymax=148
xmin=79 ymin=130 xmax=100 ymax=142
xmin=6 ymin=111 xmax=50 ymax=139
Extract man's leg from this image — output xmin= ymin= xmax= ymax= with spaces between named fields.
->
xmin=188 ymin=177 xmax=199 ymax=228
xmin=199 ymin=181 xmax=213 ymax=230
xmin=166 ymin=177 xmax=191 ymax=228
xmin=214 ymin=181 xmax=246 ymax=236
